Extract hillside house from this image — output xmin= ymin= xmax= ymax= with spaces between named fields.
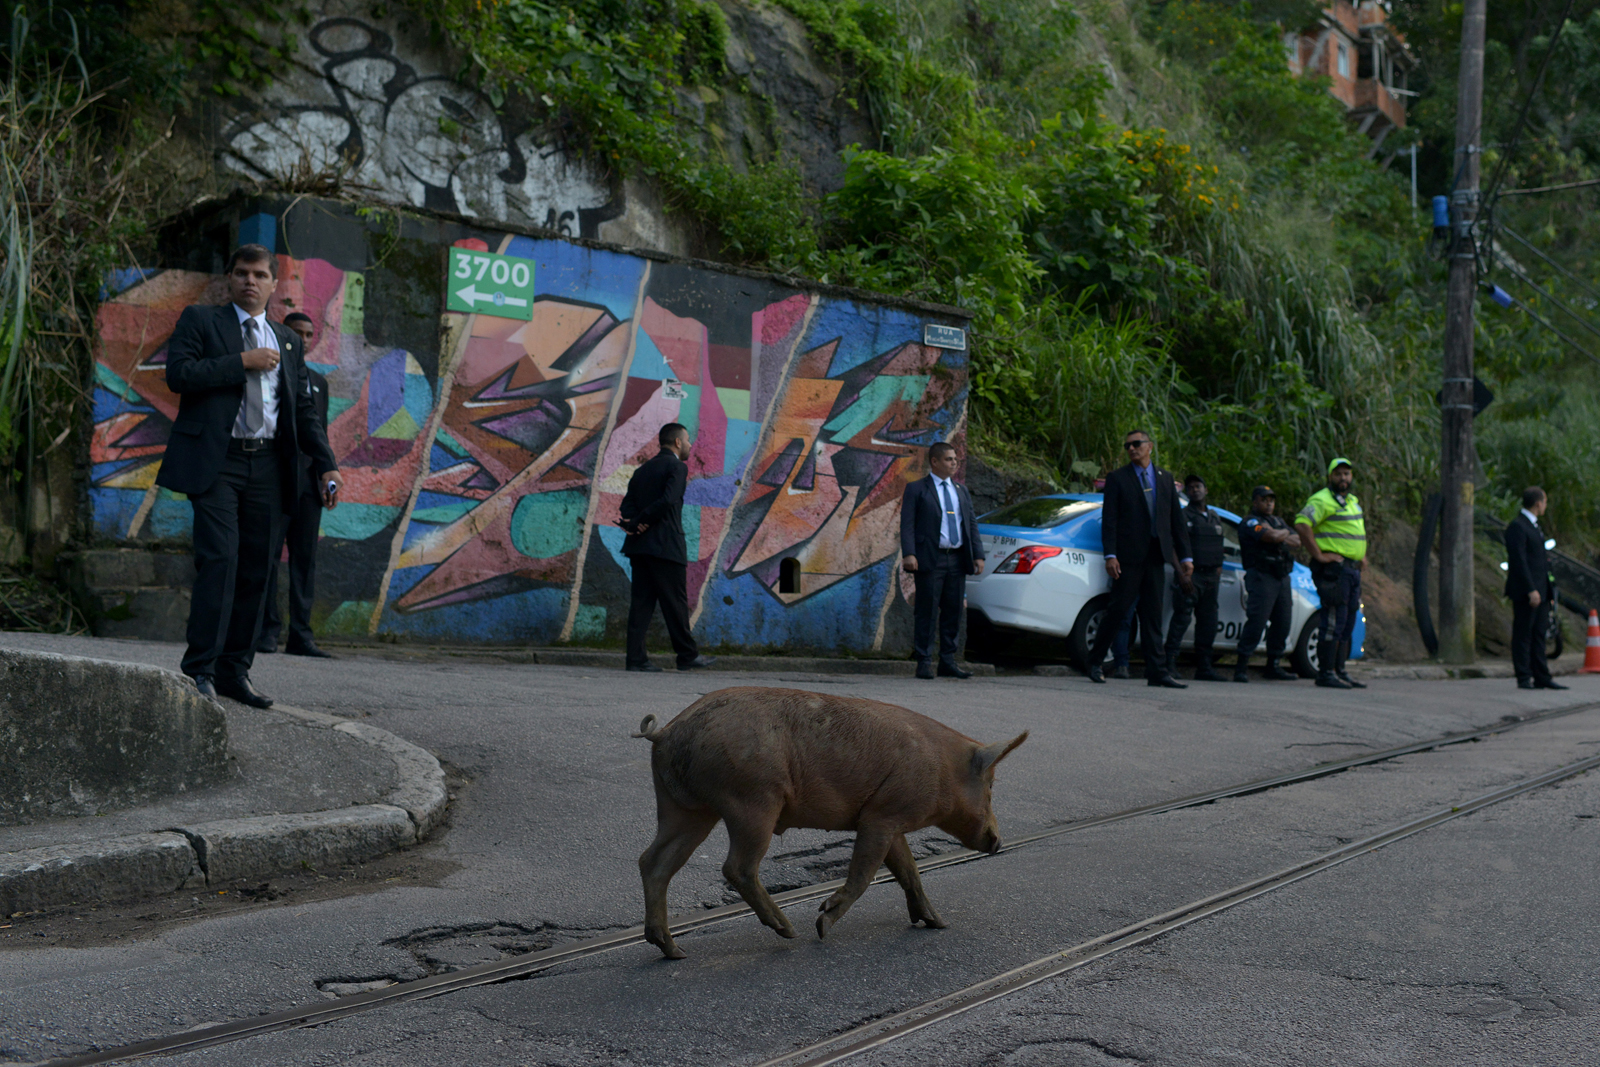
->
xmin=1287 ymin=0 xmax=1415 ymax=156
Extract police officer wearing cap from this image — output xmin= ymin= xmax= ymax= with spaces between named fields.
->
xmin=1234 ymin=485 xmax=1300 ymax=682
xmin=1165 ymin=474 xmax=1226 ymax=680
xmin=1297 ymin=457 xmax=1367 ymax=689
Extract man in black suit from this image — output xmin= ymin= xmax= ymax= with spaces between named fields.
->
xmin=258 ymin=312 xmax=333 ymax=658
xmin=156 ymin=245 xmax=343 ymax=707
xmin=1086 ymin=430 xmax=1192 ymax=687
xmin=619 ymin=422 xmax=715 ymax=672
xmin=899 ymin=440 xmax=985 ymax=680
xmin=1505 ymin=486 xmax=1566 ymax=691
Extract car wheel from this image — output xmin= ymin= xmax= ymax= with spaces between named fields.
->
xmin=1292 ymin=620 xmax=1320 ymax=678
xmin=1068 ymin=595 xmax=1112 ymax=671
xmin=965 ymin=609 xmax=995 ymax=662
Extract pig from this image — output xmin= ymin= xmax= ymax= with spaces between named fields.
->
xmin=633 ymin=686 xmax=1028 ymax=959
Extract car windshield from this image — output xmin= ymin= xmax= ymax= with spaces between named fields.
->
xmin=980 ymin=498 xmax=1099 ymax=529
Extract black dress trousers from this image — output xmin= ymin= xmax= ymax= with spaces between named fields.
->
xmin=1089 ymin=539 xmax=1170 ymax=678
xmin=259 ymin=486 xmax=323 ymax=652
xmin=913 ymin=549 xmax=966 ymax=663
xmin=626 ymin=554 xmax=700 ymax=668
xmin=182 ymin=444 xmax=282 ymax=681
xmin=1511 ymin=596 xmax=1554 ymax=686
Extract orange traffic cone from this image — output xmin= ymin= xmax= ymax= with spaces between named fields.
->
xmin=1581 ymin=610 xmax=1600 ymax=673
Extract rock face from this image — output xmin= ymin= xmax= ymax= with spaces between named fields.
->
xmin=0 ymin=648 xmax=231 ymax=824
xmin=694 ymin=1 xmax=878 ymax=195
xmin=200 ymin=0 xmax=876 ymax=259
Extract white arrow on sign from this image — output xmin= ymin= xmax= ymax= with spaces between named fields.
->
xmin=455 ymin=283 xmax=529 ymax=309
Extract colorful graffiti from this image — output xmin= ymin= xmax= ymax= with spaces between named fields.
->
xmin=92 ymin=209 xmax=968 ymax=652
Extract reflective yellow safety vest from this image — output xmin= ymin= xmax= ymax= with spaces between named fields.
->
xmin=1298 ymin=488 xmax=1367 ymax=562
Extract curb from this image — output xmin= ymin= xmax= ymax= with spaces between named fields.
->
xmin=1 ymin=704 xmax=446 ymax=915
xmin=318 ymin=641 xmax=998 ymax=677
xmin=1030 ymin=660 xmax=1581 ymax=681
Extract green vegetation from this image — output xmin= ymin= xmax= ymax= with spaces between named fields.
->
xmin=4 ymin=0 xmax=1600 ymax=561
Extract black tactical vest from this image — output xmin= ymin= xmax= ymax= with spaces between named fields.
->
xmin=1185 ymin=503 xmax=1226 ymax=568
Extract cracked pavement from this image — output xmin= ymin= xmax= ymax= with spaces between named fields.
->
xmin=1 ymin=632 xmax=1598 ymax=1065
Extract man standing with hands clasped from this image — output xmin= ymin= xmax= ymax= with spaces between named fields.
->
xmin=1086 ymin=430 xmax=1192 ymax=687
xmin=155 ymin=244 xmax=344 ymax=707
xmin=1505 ymin=487 xmax=1566 ymax=691
xmin=618 ymin=423 xmax=716 ymax=673
xmin=258 ymin=312 xmax=334 ymax=658
xmin=901 ymin=441 xmax=985 ymax=680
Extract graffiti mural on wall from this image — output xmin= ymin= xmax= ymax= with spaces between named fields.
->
xmin=223 ymin=16 xmax=621 ymax=237
xmin=92 ymin=210 xmax=968 ymax=652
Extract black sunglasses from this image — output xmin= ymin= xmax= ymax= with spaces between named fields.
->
xmin=1124 ymin=439 xmax=1151 ymax=449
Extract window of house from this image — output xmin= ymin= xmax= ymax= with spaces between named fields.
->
xmin=1337 ymin=42 xmax=1350 ymax=78
xmin=779 ymin=557 xmax=802 ymax=594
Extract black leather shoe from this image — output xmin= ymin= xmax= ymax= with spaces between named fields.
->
xmin=1110 ymin=664 xmax=1131 ymax=680
xmin=626 ymin=663 xmax=664 ymax=672
xmin=1517 ymin=679 xmax=1536 ymax=690
xmin=255 ymin=644 xmax=277 ymax=654
xmin=192 ymin=675 xmax=219 ymax=700
xmin=1193 ymin=663 xmax=1225 ymax=682
xmin=286 ymin=641 xmax=334 ymax=658
xmin=1232 ymin=670 xmax=1249 ymax=683
xmin=1315 ymin=673 xmax=1352 ymax=690
xmin=214 ymin=675 xmax=273 ymax=708
xmin=1337 ymin=671 xmax=1367 ymax=689
xmin=1149 ymin=675 xmax=1187 ymax=689
xmin=1086 ymin=666 xmax=1105 ymax=683
xmin=937 ymin=661 xmax=973 ymax=679
xmin=916 ymin=660 xmax=936 ymax=680
xmin=1535 ymin=679 xmax=1569 ymax=690
xmin=1262 ymin=663 xmax=1297 ymax=681
xmin=678 ymin=655 xmax=718 ymax=670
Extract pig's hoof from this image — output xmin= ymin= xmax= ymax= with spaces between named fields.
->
xmin=915 ymin=912 xmax=948 ymax=929
xmin=776 ymin=925 xmax=799 ymax=940
xmin=816 ymin=911 xmax=836 ymax=939
xmin=646 ymin=929 xmax=687 ymax=960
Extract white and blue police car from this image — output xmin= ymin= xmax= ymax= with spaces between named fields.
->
xmin=963 ymin=493 xmax=1364 ymax=675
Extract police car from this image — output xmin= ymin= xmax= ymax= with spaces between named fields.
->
xmin=964 ymin=493 xmax=1365 ymax=675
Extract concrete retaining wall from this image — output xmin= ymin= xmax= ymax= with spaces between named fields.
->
xmin=0 ymin=649 xmax=231 ymax=824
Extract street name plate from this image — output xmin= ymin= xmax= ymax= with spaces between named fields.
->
xmin=923 ymin=324 xmax=966 ymax=350
xmin=447 ymin=248 xmax=536 ymax=321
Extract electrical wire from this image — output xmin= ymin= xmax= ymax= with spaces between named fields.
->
xmin=1483 ymin=0 xmax=1577 ymax=204
xmin=1500 ymin=225 xmax=1600 ymax=308
xmin=1495 ymin=258 xmax=1600 ymax=346
xmin=1498 ymin=176 xmax=1600 ymax=197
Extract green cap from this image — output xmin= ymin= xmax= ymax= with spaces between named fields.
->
xmin=1328 ymin=457 xmax=1353 ymax=473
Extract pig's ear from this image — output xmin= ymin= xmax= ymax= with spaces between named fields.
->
xmin=974 ymin=731 xmax=1029 ymax=776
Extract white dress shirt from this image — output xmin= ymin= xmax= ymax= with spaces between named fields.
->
xmin=934 ymin=475 xmax=963 ymax=550
xmin=1520 ymin=508 xmax=1540 ymax=528
xmin=232 ymin=304 xmax=281 ymax=440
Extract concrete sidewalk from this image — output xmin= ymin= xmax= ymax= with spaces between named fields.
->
xmin=0 ymin=675 xmax=446 ymax=915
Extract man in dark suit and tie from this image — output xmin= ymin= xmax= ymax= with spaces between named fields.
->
xmin=1086 ymin=430 xmax=1192 ymax=687
xmin=900 ymin=440 xmax=985 ymax=680
xmin=156 ymin=245 xmax=343 ymax=707
xmin=619 ymin=422 xmax=716 ymax=672
xmin=1505 ymin=486 xmax=1566 ymax=691
xmin=258 ymin=312 xmax=334 ymax=658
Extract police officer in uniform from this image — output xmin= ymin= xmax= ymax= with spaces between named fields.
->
xmin=1296 ymin=457 xmax=1367 ymax=689
xmin=1165 ymin=474 xmax=1226 ymax=680
xmin=1234 ymin=486 xmax=1300 ymax=682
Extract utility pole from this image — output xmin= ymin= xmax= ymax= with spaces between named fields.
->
xmin=1439 ymin=0 xmax=1487 ymax=664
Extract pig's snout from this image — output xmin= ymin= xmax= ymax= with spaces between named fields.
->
xmin=980 ymin=829 xmax=1001 ymax=854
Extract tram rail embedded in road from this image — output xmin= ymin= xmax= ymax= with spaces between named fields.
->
xmin=35 ymin=700 xmax=1600 ymax=1067
xmin=756 ymin=751 xmax=1600 ymax=1067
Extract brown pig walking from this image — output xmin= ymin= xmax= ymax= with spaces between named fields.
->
xmin=633 ymin=686 xmax=1028 ymax=959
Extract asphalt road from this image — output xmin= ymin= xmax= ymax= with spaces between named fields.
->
xmin=2 ymin=633 xmax=1597 ymax=1066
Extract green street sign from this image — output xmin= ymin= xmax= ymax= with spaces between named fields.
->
xmin=446 ymin=247 xmax=536 ymax=320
